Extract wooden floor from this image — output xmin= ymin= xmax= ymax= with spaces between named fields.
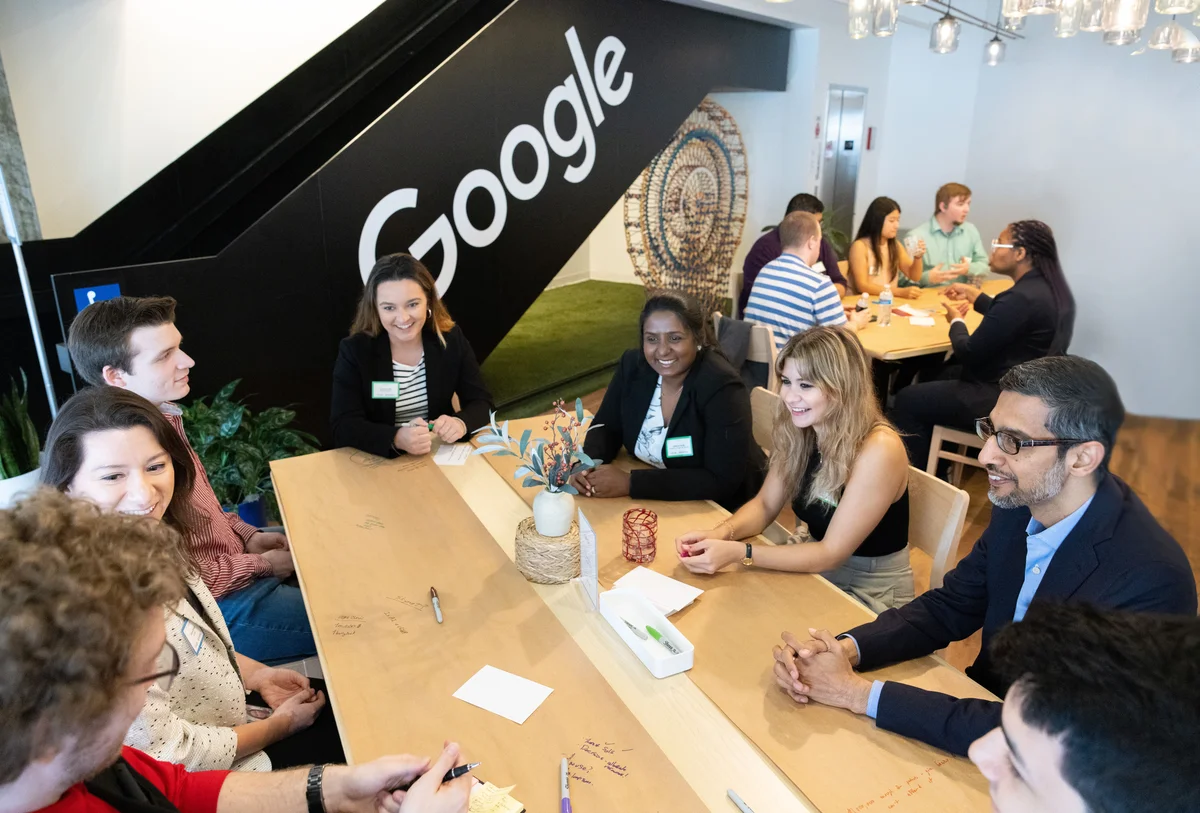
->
xmin=576 ymin=389 xmax=1200 ymax=673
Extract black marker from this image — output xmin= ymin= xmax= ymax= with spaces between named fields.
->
xmin=393 ymin=762 xmax=480 ymax=791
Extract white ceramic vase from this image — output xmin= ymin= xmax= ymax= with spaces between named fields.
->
xmin=0 ymin=468 xmax=41 ymax=510
xmin=532 ymin=488 xmax=575 ymax=537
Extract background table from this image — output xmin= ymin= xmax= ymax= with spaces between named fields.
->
xmin=846 ymin=279 xmax=1012 ymax=360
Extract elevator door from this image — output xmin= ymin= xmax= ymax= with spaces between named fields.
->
xmin=818 ymin=87 xmax=866 ymax=241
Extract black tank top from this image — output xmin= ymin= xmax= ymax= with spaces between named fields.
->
xmin=791 ymin=450 xmax=908 ymax=558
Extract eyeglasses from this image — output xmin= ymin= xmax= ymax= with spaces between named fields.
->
xmin=976 ymin=418 xmax=1086 ymax=457
xmin=131 ymin=642 xmax=180 ymax=692
xmin=990 ymin=239 xmax=1015 ymax=250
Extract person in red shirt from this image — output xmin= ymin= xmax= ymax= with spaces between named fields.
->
xmin=0 ymin=489 xmax=469 ymax=813
xmin=67 ymin=296 xmax=313 ymax=666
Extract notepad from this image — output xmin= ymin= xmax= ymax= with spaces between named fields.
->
xmin=469 ymin=782 xmax=525 ymax=813
xmin=433 ymin=443 xmax=472 ymax=466
xmin=613 ymin=566 xmax=704 ymax=616
xmin=909 ymin=316 xmax=937 ymax=327
xmin=453 ymin=665 xmax=553 ymax=724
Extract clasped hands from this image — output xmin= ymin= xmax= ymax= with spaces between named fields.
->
xmin=568 ymin=464 xmax=631 ymax=499
xmin=771 ymin=628 xmax=874 ymax=716
xmin=393 ymin=416 xmax=468 ymax=455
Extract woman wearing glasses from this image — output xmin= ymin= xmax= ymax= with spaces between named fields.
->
xmin=41 ymin=387 xmax=341 ymax=772
xmin=890 ymin=219 xmax=1076 ymax=468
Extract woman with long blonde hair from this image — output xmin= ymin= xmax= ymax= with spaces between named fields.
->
xmin=676 ymin=326 xmax=915 ymax=611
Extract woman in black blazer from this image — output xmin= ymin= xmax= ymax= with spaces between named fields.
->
xmin=331 ymin=253 xmax=493 ymax=457
xmin=570 ymin=291 xmax=766 ymax=511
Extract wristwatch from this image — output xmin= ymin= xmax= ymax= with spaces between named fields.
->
xmin=742 ymin=543 xmax=753 ymax=567
xmin=306 ymin=765 xmax=325 ymax=813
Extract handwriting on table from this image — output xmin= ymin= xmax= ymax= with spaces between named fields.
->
xmin=387 ymin=595 xmax=428 ymax=611
xmin=356 ymin=514 xmax=385 ymax=531
xmin=333 ymin=615 xmax=364 ymax=637
xmin=567 ymin=737 xmax=633 ymax=786
xmin=349 ymin=451 xmax=388 ymax=469
xmin=845 ymin=758 xmax=952 ymax=812
xmin=383 ymin=610 xmax=409 ymax=635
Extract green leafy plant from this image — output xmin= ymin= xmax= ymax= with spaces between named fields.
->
xmin=0 ymin=370 xmax=41 ymax=480
xmin=180 ymin=380 xmax=320 ymax=517
xmin=472 ymin=398 xmax=599 ymax=494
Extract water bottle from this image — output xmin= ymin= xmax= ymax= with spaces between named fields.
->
xmin=855 ymin=292 xmax=870 ymax=313
xmin=879 ymin=285 xmax=893 ymax=327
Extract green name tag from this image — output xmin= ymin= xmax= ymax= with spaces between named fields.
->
xmin=371 ymin=381 xmax=399 ymax=399
xmin=665 ymin=436 xmax=694 ymax=458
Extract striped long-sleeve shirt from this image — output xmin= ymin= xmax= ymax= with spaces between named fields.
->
xmin=744 ymin=252 xmax=847 ymax=351
xmin=162 ymin=405 xmax=271 ymax=598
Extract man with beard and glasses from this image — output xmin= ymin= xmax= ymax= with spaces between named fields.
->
xmin=763 ymin=355 xmax=1195 ymax=756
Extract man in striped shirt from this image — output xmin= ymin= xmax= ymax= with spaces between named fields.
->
xmin=67 ymin=296 xmax=315 ymax=665
xmin=744 ymin=211 xmax=869 ymax=351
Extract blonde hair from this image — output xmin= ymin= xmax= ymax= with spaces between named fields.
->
xmin=350 ymin=253 xmax=455 ymax=347
xmin=771 ymin=326 xmax=894 ymax=505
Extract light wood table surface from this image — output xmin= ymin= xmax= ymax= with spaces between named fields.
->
xmin=471 ymin=417 xmax=996 ymax=813
xmin=846 ymin=279 xmax=1012 ymax=360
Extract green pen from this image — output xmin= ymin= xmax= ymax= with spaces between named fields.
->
xmin=645 ymin=625 xmax=681 ymax=655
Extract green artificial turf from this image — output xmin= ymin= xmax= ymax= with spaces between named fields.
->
xmin=480 ymin=281 xmax=645 ymax=417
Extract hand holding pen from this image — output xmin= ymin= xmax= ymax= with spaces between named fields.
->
xmin=381 ymin=742 xmax=474 ymax=813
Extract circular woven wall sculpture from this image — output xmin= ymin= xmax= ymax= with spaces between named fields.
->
xmin=624 ymin=98 xmax=748 ymax=315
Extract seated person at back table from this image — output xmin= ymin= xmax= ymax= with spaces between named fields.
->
xmin=900 ymin=182 xmax=990 ymax=288
xmin=737 ymin=192 xmax=849 ymax=314
xmin=331 ymin=252 xmax=493 ymax=458
xmin=675 ymin=326 xmax=916 ymax=612
xmin=969 ymin=603 xmax=1200 ymax=813
xmin=67 ymin=295 xmax=313 ymax=666
xmin=569 ymin=291 xmax=767 ymax=511
xmin=969 ymin=603 xmax=1199 ymax=813
xmin=846 ymin=196 xmax=924 ymax=299
xmin=890 ymin=219 xmax=1076 ymax=467
xmin=0 ymin=489 xmax=470 ymax=813
xmin=42 ymin=386 xmax=343 ymax=772
xmin=744 ymin=211 xmax=870 ymax=352
xmin=770 ymin=356 xmax=1196 ymax=757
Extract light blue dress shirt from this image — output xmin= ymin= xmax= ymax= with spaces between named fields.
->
xmin=857 ymin=495 xmax=1096 ymax=719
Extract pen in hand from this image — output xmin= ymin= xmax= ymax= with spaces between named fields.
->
xmin=392 ymin=761 xmax=480 ymax=792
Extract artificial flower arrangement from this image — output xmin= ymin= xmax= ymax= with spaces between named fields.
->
xmin=472 ymin=398 xmax=600 ymax=494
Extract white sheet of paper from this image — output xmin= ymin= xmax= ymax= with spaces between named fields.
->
xmin=433 ymin=443 xmax=472 ymax=466
xmin=576 ymin=509 xmax=599 ymax=610
xmin=909 ymin=316 xmax=937 ymax=327
xmin=613 ymin=566 xmax=703 ymax=616
xmin=452 ymin=665 xmax=553 ymax=725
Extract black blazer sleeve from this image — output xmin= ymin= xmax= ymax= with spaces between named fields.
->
xmin=847 ymin=525 xmax=993 ymax=670
xmin=875 ymin=685 xmax=1001 ymax=757
xmin=628 ymin=373 xmax=754 ymax=503
xmin=582 ymin=355 xmax=629 ymax=465
xmin=447 ymin=330 xmax=493 ymax=434
xmin=949 ymin=289 xmax=1030 ymax=366
xmin=330 ymin=337 xmax=398 ymax=458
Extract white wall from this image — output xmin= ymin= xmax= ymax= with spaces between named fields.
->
xmin=0 ymin=0 xmax=387 ymax=238
xmin=966 ymin=30 xmax=1200 ymax=419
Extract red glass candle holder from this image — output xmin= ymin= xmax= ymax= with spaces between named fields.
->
xmin=622 ymin=507 xmax=658 ymax=563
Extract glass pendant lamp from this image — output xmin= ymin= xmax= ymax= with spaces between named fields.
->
xmin=1148 ymin=18 xmax=1183 ymax=46
xmin=1003 ymin=12 xmax=1028 ymax=28
xmin=931 ymin=13 xmax=962 ymax=52
xmin=848 ymin=0 xmax=872 ymax=39
xmin=1102 ymin=0 xmax=1151 ymax=43
xmin=1173 ymin=24 xmax=1200 ymax=58
xmin=1155 ymin=0 xmax=1197 ymax=14
xmin=1080 ymin=0 xmax=1106 ymax=29
xmin=985 ymin=35 xmax=1007 ymax=63
xmin=1025 ymin=0 xmax=1062 ymax=14
xmin=903 ymin=0 xmax=928 ymax=6
xmin=1057 ymin=0 xmax=1084 ymax=35
xmin=874 ymin=0 xmax=901 ymax=36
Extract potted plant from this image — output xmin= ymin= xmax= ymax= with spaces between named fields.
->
xmin=0 ymin=370 xmax=42 ymax=508
xmin=180 ymin=380 xmax=320 ymax=526
xmin=473 ymin=398 xmax=599 ymax=537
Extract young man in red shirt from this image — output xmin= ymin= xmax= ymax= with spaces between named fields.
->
xmin=67 ymin=296 xmax=313 ymax=665
xmin=0 ymin=489 xmax=468 ymax=813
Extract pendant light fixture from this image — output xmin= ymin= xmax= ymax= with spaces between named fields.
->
xmin=1173 ymin=24 xmax=1200 ymax=58
xmin=931 ymin=11 xmax=962 ymax=51
xmin=1155 ymin=0 xmax=1197 ymax=14
xmin=848 ymin=0 xmax=872 ymax=39
xmin=1002 ymin=0 xmax=1027 ymax=17
xmin=874 ymin=0 xmax=901 ymax=36
xmin=1056 ymin=0 xmax=1083 ymax=35
xmin=1148 ymin=17 xmax=1183 ymax=46
xmin=1003 ymin=12 xmax=1027 ymax=28
xmin=1025 ymin=0 xmax=1062 ymax=15
xmin=903 ymin=0 xmax=929 ymax=6
xmin=1102 ymin=0 xmax=1151 ymax=44
xmin=1080 ymin=0 xmax=1106 ymax=29
xmin=985 ymin=35 xmax=1007 ymax=62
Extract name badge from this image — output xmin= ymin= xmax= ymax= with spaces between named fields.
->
xmin=181 ymin=619 xmax=204 ymax=655
xmin=812 ymin=261 xmax=826 ymax=273
xmin=665 ymin=436 xmax=695 ymax=458
xmin=371 ymin=381 xmax=399 ymax=399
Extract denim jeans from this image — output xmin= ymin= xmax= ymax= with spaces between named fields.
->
xmin=216 ymin=577 xmax=316 ymax=666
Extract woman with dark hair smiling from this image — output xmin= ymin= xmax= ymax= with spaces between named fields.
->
xmin=847 ymin=197 xmax=924 ymax=299
xmin=331 ymin=253 xmax=493 ymax=457
xmin=42 ymin=386 xmax=343 ymax=772
xmin=569 ymin=291 xmax=766 ymax=510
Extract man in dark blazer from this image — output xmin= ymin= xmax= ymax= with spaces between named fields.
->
xmin=770 ymin=355 xmax=1196 ymax=757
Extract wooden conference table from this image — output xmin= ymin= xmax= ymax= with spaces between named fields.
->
xmin=846 ymin=279 xmax=1012 ymax=361
xmin=273 ymin=423 xmax=996 ymax=812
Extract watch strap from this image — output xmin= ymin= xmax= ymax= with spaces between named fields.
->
xmin=306 ymin=765 xmax=326 ymax=813
xmin=744 ymin=542 xmax=753 ymax=565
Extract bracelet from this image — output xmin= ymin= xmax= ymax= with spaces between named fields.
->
xmin=306 ymin=765 xmax=326 ymax=813
xmin=716 ymin=520 xmax=734 ymax=541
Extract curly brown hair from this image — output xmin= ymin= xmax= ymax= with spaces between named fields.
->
xmin=0 ymin=489 xmax=187 ymax=783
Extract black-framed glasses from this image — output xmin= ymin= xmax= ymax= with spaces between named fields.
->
xmin=131 ymin=642 xmax=180 ymax=692
xmin=976 ymin=418 xmax=1086 ymax=457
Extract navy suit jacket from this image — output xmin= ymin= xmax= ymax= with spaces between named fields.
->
xmin=845 ymin=473 xmax=1196 ymax=756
